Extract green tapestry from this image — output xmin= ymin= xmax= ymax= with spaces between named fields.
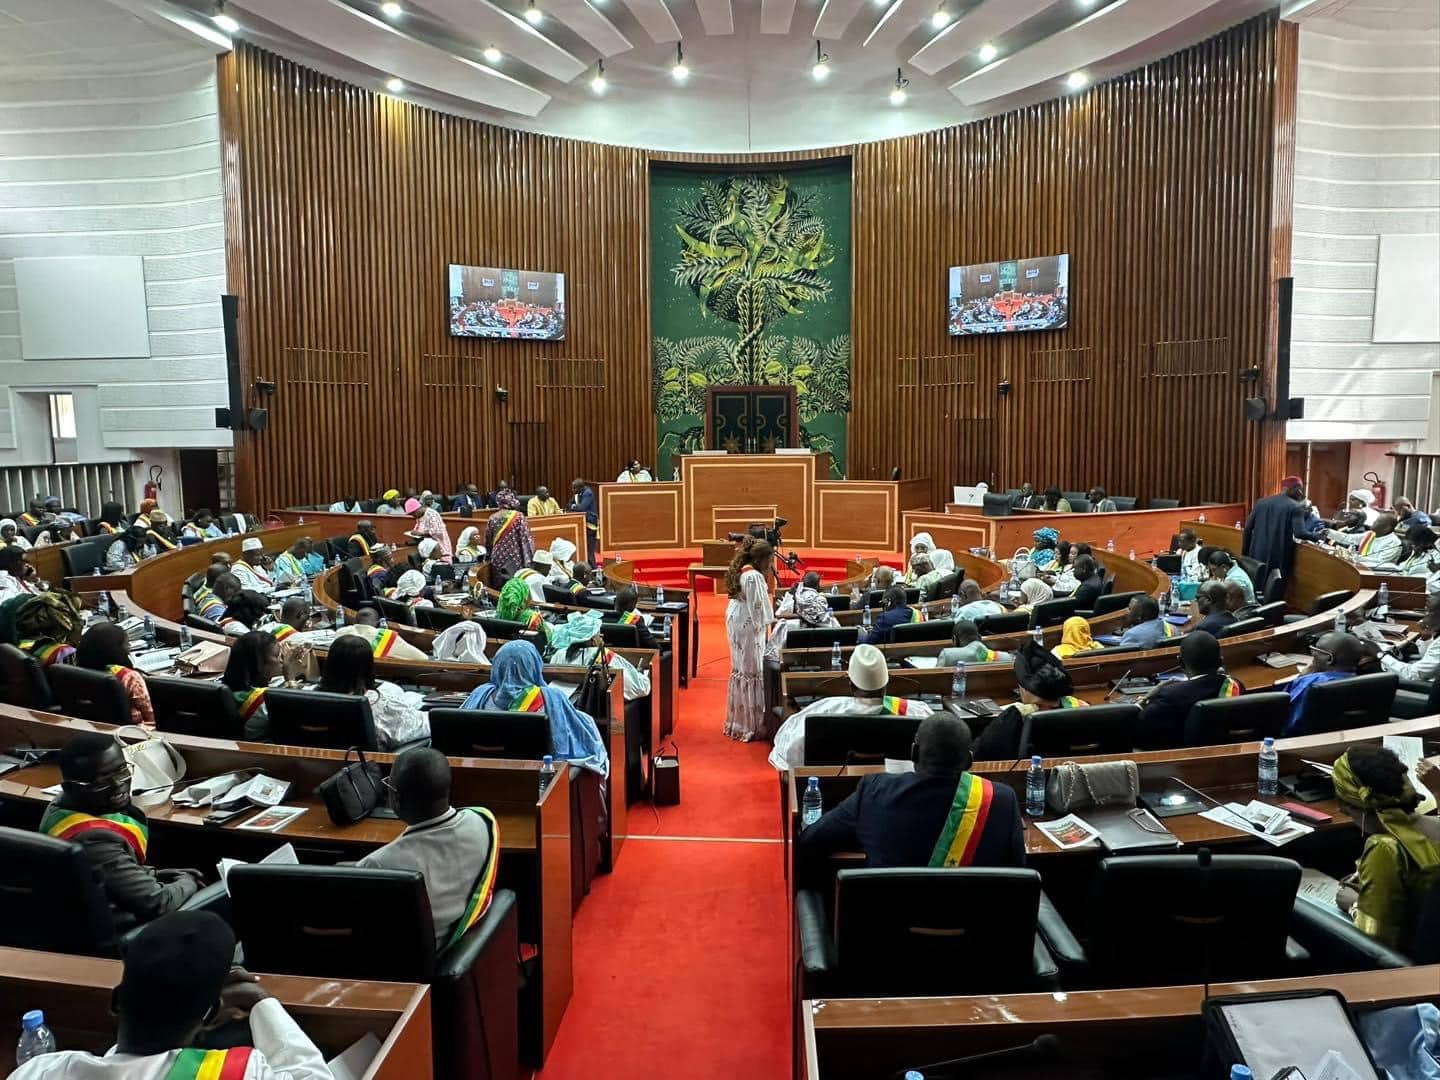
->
xmin=650 ymin=162 xmax=852 ymax=478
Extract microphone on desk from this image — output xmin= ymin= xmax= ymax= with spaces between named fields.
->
xmin=891 ymin=1033 xmax=1062 ymax=1078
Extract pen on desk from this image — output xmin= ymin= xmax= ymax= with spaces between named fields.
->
xmin=1104 ymin=670 xmax=1133 ymax=699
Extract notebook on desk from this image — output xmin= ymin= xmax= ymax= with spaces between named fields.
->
xmin=1087 ymin=805 xmax=1181 ymax=853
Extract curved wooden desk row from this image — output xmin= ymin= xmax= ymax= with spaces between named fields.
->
xmin=0 ymin=704 xmax=572 ymax=1065
xmin=0 ymin=946 xmax=432 ymax=1077
xmin=271 ymin=508 xmax=588 ymax=567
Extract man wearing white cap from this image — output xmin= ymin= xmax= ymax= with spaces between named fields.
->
xmin=513 ymin=550 xmax=553 ymax=604
xmin=768 ymin=643 xmax=933 ymax=771
xmin=231 ymin=537 xmax=274 ymax=593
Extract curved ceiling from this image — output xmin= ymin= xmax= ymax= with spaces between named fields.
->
xmin=125 ymin=0 xmax=1279 ymax=151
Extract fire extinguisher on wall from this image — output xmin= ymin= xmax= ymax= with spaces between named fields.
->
xmin=143 ymin=466 xmax=163 ymax=505
xmin=1366 ymin=471 xmax=1386 ymax=509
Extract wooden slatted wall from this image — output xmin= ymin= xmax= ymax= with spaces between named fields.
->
xmin=220 ymin=14 xmax=1292 ymax=514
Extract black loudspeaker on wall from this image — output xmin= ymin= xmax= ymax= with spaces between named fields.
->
xmin=1275 ymin=276 xmax=1304 ymax=420
xmin=1243 ymin=398 xmax=1267 ymax=422
xmin=215 ymin=294 xmax=243 ymax=431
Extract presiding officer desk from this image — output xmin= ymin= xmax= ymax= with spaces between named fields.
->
xmin=0 ymin=945 xmax=431 ymax=1077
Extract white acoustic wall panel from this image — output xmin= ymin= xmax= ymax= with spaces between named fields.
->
xmin=1373 ymin=234 xmax=1440 ymax=344
xmin=14 ymin=256 xmax=150 ymax=360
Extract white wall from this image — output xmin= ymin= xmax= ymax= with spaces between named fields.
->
xmin=1287 ymin=14 xmax=1440 ymax=442
xmin=0 ymin=0 xmax=232 ymax=468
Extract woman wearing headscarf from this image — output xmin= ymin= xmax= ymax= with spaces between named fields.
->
xmin=462 ymin=639 xmax=608 ymax=775
xmin=548 ymin=537 xmax=578 ymax=582
xmin=1028 ymin=527 xmax=1062 ymax=572
xmin=908 ymin=532 xmax=955 ymax=574
xmin=496 ymin=576 xmax=553 ymax=641
xmin=219 ymin=590 xmax=270 ymax=637
xmin=455 ymin=526 xmax=486 ymax=563
xmin=769 ymin=574 xmax=839 ymax=655
xmin=221 ymin=630 xmax=285 ymax=741
xmin=1014 ymin=577 xmax=1053 ymax=613
xmin=0 ymin=520 xmax=32 ymax=551
xmin=406 ymin=497 xmax=453 ymax=562
xmin=93 ymin=502 xmax=125 ymax=536
xmin=75 ymin=622 xmax=154 ymax=729
xmin=1053 ymin=616 xmax=1102 ymax=659
xmin=485 ymin=489 xmax=536 ymax=585
xmin=550 ymin=610 xmax=651 ymax=701
xmin=386 ymin=569 xmax=434 ymax=608
xmin=1332 ymin=745 xmax=1440 ymax=951
xmin=12 ymin=591 xmax=85 ymax=667
xmin=416 ymin=538 xmax=443 ymax=576
xmin=318 ymin=635 xmax=429 ymax=750
xmin=104 ymin=524 xmax=148 ymax=571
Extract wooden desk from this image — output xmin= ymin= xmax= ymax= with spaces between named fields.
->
xmin=272 ymin=509 xmax=587 ymax=565
xmin=1188 ymin=521 xmax=1365 ymax=614
xmin=0 ymin=946 xmax=432 ymax=1078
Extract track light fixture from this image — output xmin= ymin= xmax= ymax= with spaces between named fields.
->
xmin=591 ymin=60 xmax=607 ymax=94
xmin=930 ymin=4 xmax=952 ymax=28
xmin=483 ymin=45 xmax=502 ymax=63
xmin=889 ymin=67 xmax=909 ymax=106
xmin=380 ymin=1 xmax=403 ymax=17
xmin=524 ymin=0 xmax=543 ymax=24
xmin=812 ymin=41 xmax=830 ymax=82
xmin=212 ymin=0 xmax=239 ymax=33
xmin=978 ymin=42 xmax=997 ymax=62
xmin=672 ymin=42 xmax=689 ymax=82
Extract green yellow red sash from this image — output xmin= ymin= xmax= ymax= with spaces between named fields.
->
xmin=445 ymin=807 xmax=501 ymax=948
xmin=619 ymin=611 xmax=641 ymax=625
xmin=349 ymin=533 xmax=371 ymax=557
xmin=904 ymin=607 xmax=923 ymax=623
xmin=1358 ymin=532 xmax=1378 ymax=556
xmin=371 ymin=628 xmax=399 ymax=657
xmin=566 ymin=580 xmax=585 ymax=595
xmin=928 ymin=773 xmax=995 ymax=868
xmin=366 ymin=563 xmax=388 ymax=581
xmin=491 ymin=511 xmax=521 ymax=545
xmin=20 ymin=639 xmax=73 ymax=667
xmin=881 ymin=696 xmax=911 ymax=715
xmin=509 ymin=686 xmax=545 ymax=712
xmin=164 ymin=1046 xmax=253 ymax=1080
xmin=238 ymin=687 xmax=267 ymax=721
xmin=97 ymin=522 xmax=119 ymax=535
xmin=1218 ymin=675 xmax=1241 ymax=698
xmin=268 ymin=623 xmax=295 ymax=642
xmin=1059 ymin=695 xmax=1084 ymax=709
xmin=18 ymin=513 xmax=37 ymax=527
xmin=973 ymin=646 xmax=998 ymax=662
xmin=41 ymin=805 xmax=148 ymax=862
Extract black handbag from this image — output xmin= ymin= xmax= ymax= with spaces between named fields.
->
xmin=570 ymin=651 xmax=609 ymax=718
xmin=318 ymin=746 xmax=384 ymax=825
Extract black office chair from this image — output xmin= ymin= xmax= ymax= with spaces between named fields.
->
xmin=1067 ymin=498 xmax=1091 ymax=514
xmin=1310 ymin=591 xmax=1350 ymax=616
xmin=866 ymin=588 xmax=920 ymax=608
xmin=427 ymin=708 xmax=551 ymax=759
xmin=1149 ymin=498 xmax=1181 ymax=509
xmin=478 ymin=617 xmax=537 ymax=641
xmin=219 ymin=514 xmax=241 ymax=534
xmin=0 ymin=828 xmax=126 ymax=957
xmin=415 ymin=605 xmax=464 ymax=631
xmin=592 ymin=622 xmax=641 ymax=652
xmin=824 ymin=593 xmax=852 ymax=612
xmin=542 ymin=584 xmax=583 ymax=607
xmin=1237 ymin=555 xmax=1268 ymax=595
xmin=1111 ymin=496 xmax=1137 ymax=512
xmin=228 ymin=866 xmax=519 ymax=1080
xmin=976 ymin=611 xmax=1030 ymax=635
xmin=1292 ymin=672 xmax=1397 ymax=734
xmin=1092 ymin=591 xmax=1142 ymax=618
xmin=375 ymin=596 xmax=417 ymax=627
xmin=264 ymin=688 xmax=378 ymax=750
xmin=1262 ymin=568 xmax=1285 ymax=603
xmin=922 ymin=571 xmax=962 ymax=602
xmin=1040 ymin=854 xmax=1304 ymax=987
xmin=61 ymin=538 xmax=110 ymax=578
xmin=48 ymin=665 xmax=131 ymax=727
xmin=1030 ymin=597 xmax=1077 ymax=629
xmin=1220 ymin=617 xmax=1265 ymax=638
xmin=1183 ymin=692 xmax=1289 ymax=746
xmin=1255 ymin=601 xmax=1288 ymax=626
xmin=785 ymin=626 xmax=860 ymax=650
xmin=1019 ymin=704 xmax=1139 ymax=757
xmin=184 ymin=613 xmax=226 ymax=635
xmin=146 ymin=675 xmax=244 ymax=739
xmin=0 ymin=643 xmax=53 ymax=709
xmin=1062 ymin=491 xmax=1087 ymax=507
xmin=891 ymin=618 xmax=954 ymax=644
xmin=982 ymin=493 xmax=1014 ymax=517
xmin=803 ymin=713 xmax=922 ymax=766
xmin=796 ymin=868 xmax=1066 ymax=998
xmin=1154 ymin=553 xmax=1182 ymax=575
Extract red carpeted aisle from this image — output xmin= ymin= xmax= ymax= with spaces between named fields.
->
xmin=536 ymin=590 xmax=790 ymax=1080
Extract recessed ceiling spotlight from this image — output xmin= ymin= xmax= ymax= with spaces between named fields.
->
xmin=381 ymin=1 xmax=403 ymax=17
xmin=212 ymin=1 xmax=239 ymax=33
xmin=483 ymin=45 xmax=502 ymax=63
xmin=1066 ymin=70 xmax=1088 ymax=90
xmin=672 ymin=42 xmax=689 ymax=82
xmin=385 ymin=77 xmax=405 ymax=93
xmin=591 ymin=59 xmax=607 ymax=94
xmin=930 ymin=5 xmax=952 ymax=28
xmin=812 ymin=41 xmax=830 ymax=82
xmin=524 ymin=0 xmax=543 ymax=24
xmin=978 ymin=42 xmax=997 ymax=62
xmin=889 ymin=67 xmax=909 ymax=106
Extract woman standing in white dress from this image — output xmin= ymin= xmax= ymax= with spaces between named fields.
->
xmin=724 ymin=538 xmax=775 ymax=741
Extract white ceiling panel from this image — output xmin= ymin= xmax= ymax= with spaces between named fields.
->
xmin=861 ymin=0 xmax=929 ymax=50
xmin=540 ymin=0 xmax=633 ymax=55
xmin=410 ymin=0 xmax=586 ymax=81
xmin=760 ymin=0 xmax=797 ymax=34
xmin=232 ymin=0 xmax=550 ymax=115
xmin=909 ymin=0 xmax=1055 ymax=76
xmin=696 ymin=0 xmax=734 ymax=35
xmin=621 ymin=0 xmax=681 ymax=43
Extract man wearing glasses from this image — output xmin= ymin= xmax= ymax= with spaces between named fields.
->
xmin=39 ymin=733 xmax=203 ymax=931
xmin=1283 ymin=632 xmax=1363 ymax=736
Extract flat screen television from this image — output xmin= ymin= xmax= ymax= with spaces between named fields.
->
xmin=947 ymin=254 xmax=1068 ymax=336
xmin=448 ymin=264 xmax=565 ymax=340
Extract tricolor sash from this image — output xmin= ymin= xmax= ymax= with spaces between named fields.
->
xmin=508 ymin=686 xmax=545 ymax=713
xmin=164 ymin=1046 xmax=254 ymax=1080
xmin=349 ymin=533 xmax=372 ymax=557
xmin=183 ymin=523 xmax=205 ymax=540
xmin=147 ymin=530 xmax=176 ymax=551
xmin=366 ymin=563 xmax=389 ymax=581
xmin=20 ymin=639 xmax=73 ymax=667
xmin=1358 ymin=532 xmax=1378 ymax=556
xmin=618 ymin=610 xmax=641 ymax=626
xmin=904 ymin=607 xmax=923 ymax=623
xmin=566 ymin=580 xmax=585 ymax=595
xmin=525 ymin=612 xmax=546 ymax=633
xmin=97 ymin=522 xmax=119 ymax=535
xmin=880 ymin=696 xmax=911 ymax=715
xmin=40 ymin=805 xmax=148 ymax=862
xmin=1162 ymin=621 xmax=1177 ymax=638
xmin=105 ymin=663 xmax=135 ymax=681
xmin=446 ymin=807 xmax=501 ymax=948
xmin=1058 ymin=695 xmax=1084 ymax=709
xmin=490 ymin=511 xmax=521 ymax=545
xmin=973 ymin=646 xmax=998 ymax=662
xmin=268 ymin=623 xmax=296 ymax=642
xmin=238 ymin=687 xmax=267 ymax=721
xmin=1217 ymin=675 xmax=1241 ymax=698
xmin=928 ymin=773 xmax=996 ymax=868
xmin=371 ymin=628 xmax=399 ymax=657
xmin=18 ymin=513 xmax=38 ymax=527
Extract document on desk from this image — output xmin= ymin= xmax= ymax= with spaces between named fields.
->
xmin=1296 ymin=867 xmax=1341 ymax=911
xmin=217 ymin=842 xmax=298 ymax=891
xmin=1260 ymin=652 xmax=1312 ymax=669
xmin=904 ymin=656 xmax=939 ymax=669
xmin=236 ymin=805 xmax=306 ymax=833
xmin=1382 ymin=735 xmax=1437 ymax=815
xmin=1199 ymin=802 xmax=1314 ymax=846
xmin=1034 ymin=814 xmax=1102 ymax=850
xmin=327 ymin=1032 xmax=381 ymax=1080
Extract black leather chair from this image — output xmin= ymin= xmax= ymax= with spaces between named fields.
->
xmin=866 ymin=588 xmax=919 ymax=608
xmin=264 ymin=688 xmax=378 ymax=750
xmin=1111 ymin=496 xmax=1137 ymax=511
xmin=416 ymin=604 xmax=464 ymax=631
xmin=922 ymin=571 xmax=962 ymax=602
xmin=1292 ymin=672 xmax=1397 ymax=734
xmin=48 ymin=665 xmax=131 ymax=727
xmin=1029 ymin=597 xmax=1076 ymax=629
xmin=0 ymin=827 xmax=122 ymax=957
xmin=1255 ymin=600 xmax=1288 ymax=626
xmin=1154 ymin=553 xmax=1182 ymax=575
xmin=1289 ymin=889 xmax=1419 ymax=972
xmin=375 ymin=596 xmax=417 ymax=627
xmin=0 ymin=643 xmax=53 ymax=709
xmin=1062 ymin=491 xmax=1086 ymax=507
xmin=598 ymin=623 xmax=643 ymax=650
xmin=1149 ymin=498 xmax=1181 ymax=509
xmin=824 ymin=594 xmax=852 ymax=612
xmin=1019 ymin=704 xmax=1139 ymax=758
xmin=228 ymin=866 xmax=519 ymax=1080
xmin=1092 ymin=591 xmax=1142 ymax=618
xmin=185 ymin=613 xmax=226 ymax=635
xmin=976 ymin=611 xmax=1029 ymax=635
xmin=428 ymin=709 xmax=551 ymax=759
xmin=1041 ymin=854 xmax=1304 ymax=987
xmin=61 ymin=538 xmax=110 ymax=578
xmin=542 ymin=584 xmax=582 ymax=607
xmin=786 ymin=626 xmax=860 ymax=650
xmin=1220 ymin=616 xmax=1265 ymax=638
xmin=891 ymin=618 xmax=953 ymax=645
xmin=982 ymin=493 xmax=1013 ymax=517
xmin=146 ymin=675 xmax=244 ymax=739
xmin=803 ymin=713 xmax=921 ymax=766
xmin=1237 ymin=555 xmax=1268 ymax=595
xmin=1392 ymin=674 xmax=1440 ymax=721
xmin=1262 ymin=568 xmax=1285 ymax=603
xmin=797 ymin=868 xmax=1068 ymax=997
xmin=1067 ymin=497 xmax=1092 ymax=514
xmin=478 ymin=617 xmax=537 ymax=641
xmin=1310 ymin=590 xmax=1350 ymax=616
xmin=1183 ymin=692 xmax=1289 ymax=746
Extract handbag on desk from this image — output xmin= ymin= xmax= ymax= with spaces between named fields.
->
xmin=318 ymin=746 xmax=384 ymax=825
xmin=1046 ymin=759 xmax=1139 ymax=814
xmin=114 ymin=726 xmax=186 ymax=806
xmin=570 ymin=652 xmax=609 ymax=718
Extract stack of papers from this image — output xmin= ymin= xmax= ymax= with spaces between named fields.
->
xmin=1260 ymin=652 xmax=1311 ymax=669
xmin=130 ymin=648 xmax=180 ymax=673
xmin=173 ymin=772 xmax=289 ymax=809
xmin=1383 ymin=735 xmax=1437 ymax=815
xmin=217 ymin=842 xmax=297 ymax=890
xmin=1296 ymin=867 xmax=1341 ymax=911
xmin=1199 ymin=801 xmax=1314 ymax=846
xmin=1035 ymin=814 xmax=1102 ymax=850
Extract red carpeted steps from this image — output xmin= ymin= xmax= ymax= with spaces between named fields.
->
xmin=606 ymin=548 xmax=903 ymax=592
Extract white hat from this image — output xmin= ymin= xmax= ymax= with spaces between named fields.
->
xmin=417 ymin=538 xmax=439 ymax=559
xmin=395 ymin=569 xmax=427 ymax=598
xmin=847 ymin=643 xmax=890 ymax=693
xmin=550 ymin=537 xmax=577 ymax=563
xmin=533 ymin=550 xmax=554 ymax=567
xmin=241 ymin=537 xmax=263 ymax=553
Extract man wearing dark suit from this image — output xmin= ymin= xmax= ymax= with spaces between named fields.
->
xmin=600 ymin=584 xmax=660 ymax=651
xmin=1192 ymin=582 xmax=1236 ymax=638
xmin=798 ymin=715 xmax=1025 ymax=870
xmin=1243 ymin=475 xmax=1310 ymax=582
xmin=1135 ymin=632 xmax=1242 ymax=749
xmin=1071 ymin=554 xmax=1105 ymax=611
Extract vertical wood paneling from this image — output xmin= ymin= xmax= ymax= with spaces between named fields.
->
xmin=223 ymin=13 xmax=1289 ymax=514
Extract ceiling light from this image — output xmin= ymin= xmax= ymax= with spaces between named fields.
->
xmin=1066 ymin=70 xmax=1088 ymax=90
xmin=380 ymin=1 xmax=403 ymax=16
xmin=978 ymin=42 xmax=997 ymax=62
xmin=889 ymin=67 xmax=909 ymax=106
xmin=385 ymin=77 xmax=404 ymax=93
xmin=483 ymin=45 xmax=502 ymax=63
xmin=672 ymin=43 xmax=689 ymax=83
xmin=591 ymin=60 xmax=607 ymax=94
xmin=212 ymin=1 xmax=239 ymax=33
xmin=930 ymin=5 xmax=951 ymax=28
xmin=812 ymin=41 xmax=830 ymax=82
xmin=524 ymin=0 xmax=543 ymax=24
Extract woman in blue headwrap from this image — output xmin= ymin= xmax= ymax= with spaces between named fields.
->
xmin=462 ymin=639 xmax=608 ymax=776
xmin=1030 ymin=527 xmax=1061 ymax=571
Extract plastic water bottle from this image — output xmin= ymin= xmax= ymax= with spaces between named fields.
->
xmin=1198 ymin=512 xmax=1207 ymax=524
xmin=1031 ymin=625 xmax=1044 ymax=647
xmin=952 ymin=661 xmax=966 ymax=700
xmin=178 ymin=624 xmax=193 ymax=651
xmin=1258 ymin=737 xmax=1278 ymax=797
xmin=16 ymin=1010 xmax=56 ymax=1064
xmin=1334 ymin=607 xmax=1347 ymax=635
xmin=802 ymin=776 xmax=823 ymax=827
xmin=1159 ymin=591 xmax=1170 ymax=616
xmin=830 ymin=584 xmax=838 ymax=596
xmin=1377 ymin=581 xmax=1391 ymax=619
xmin=96 ymin=589 xmax=110 ymax=618
xmin=831 ymin=642 xmax=842 ymax=670
xmin=1025 ymin=756 xmax=1046 ymax=817
xmin=335 ymin=605 xmax=346 ymax=627
xmin=950 ymin=594 xmax=960 ymax=620
xmin=142 ymin=616 xmax=157 ymax=648
xmin=1230 ymin=1066 xmax=1254 ymax=1080
xmin=378 ymin=615 xmax=388 ymax=629
xmin=999 ymin=579 xmax=1011 ymax=604
xmin=861 ymin=606 xmax=872 ymax=628
xmin=849 ymin=585 xmax=862 ymax=607
xmin=663 ymin=613 xmax=673 ymax=638
xmin=1127 ymin=547 xmax=1136 ymax=561
xmin=114 ymin=603 xmax=128 ymax=622
xmin=539 ymin=754 xmax=556 ymax=798
xmin=655 ymin=584 xmax=666 ymax=606
xmin=1106 ymin=538 xmax=1115 ymax=553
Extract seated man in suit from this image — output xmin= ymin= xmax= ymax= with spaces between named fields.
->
xmin=1070 ymin=555 xmax=1105 ymax=611
xmin=864 ymin=586 xmax=925 ymax=645
xmin=9 ymin=910 xmax=332 ymax=1080
xmin=1192 ymin=581 xmax=1235 ymax=637
xmin=1225 ymin=580 xmax=1260 ymax=622
xmin=358 ymin=748 xmax=499 ymax=953
xmin=798 ymin=713 xmax=1023 ymax=869
xmin=1135 ymin=631 xmax=1242 ymax=749
xmin=1116 ymin=595 xmax=1174 ymax=650
xmin=39 ymin=733 xmax=202 ymax=933
xmin=1284 ymin=632 xmax=1362 ymax=736
xmin=770 ymin=643 xmax=932 ymax=770
xmin=601 ymin=585 xmax=660 ymax=651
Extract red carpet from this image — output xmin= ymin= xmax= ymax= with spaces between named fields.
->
xmin=536 ymin=591 xmax=790 ymax=1079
